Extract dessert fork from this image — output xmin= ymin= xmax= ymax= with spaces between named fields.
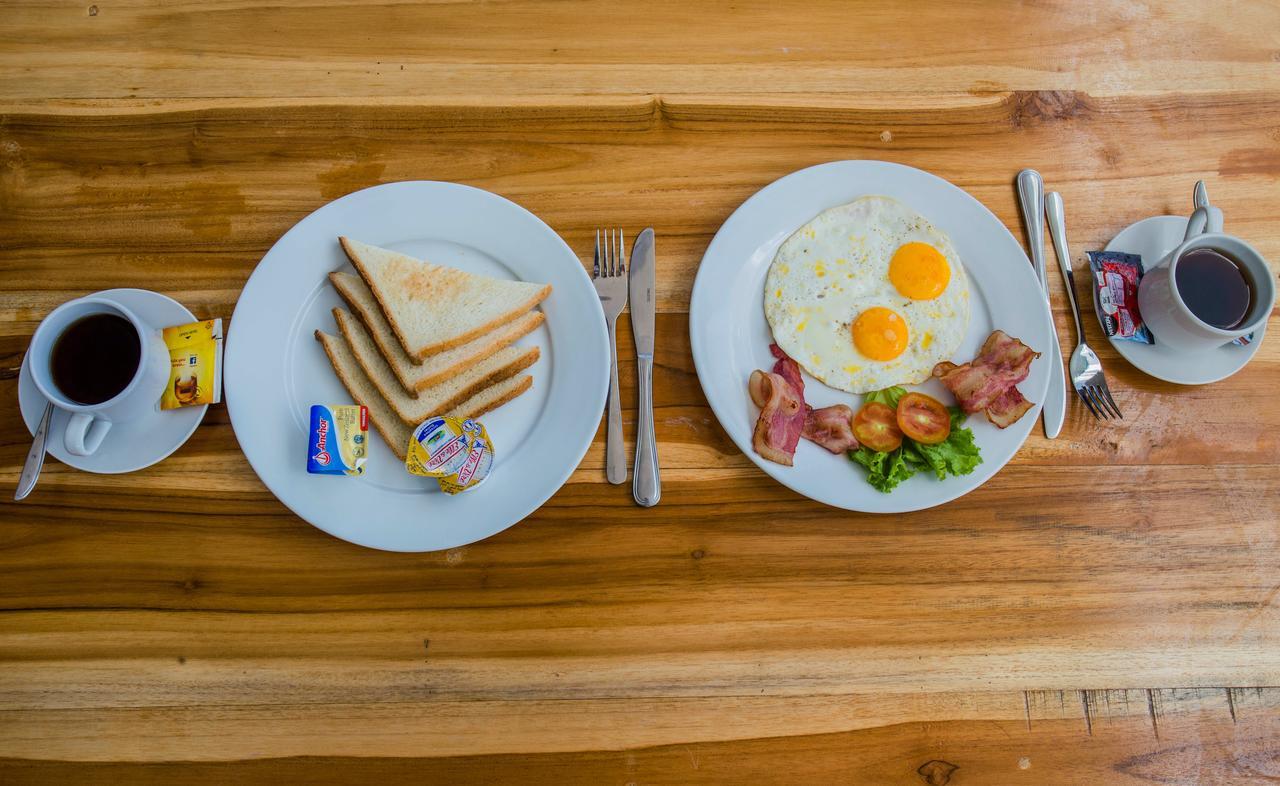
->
xmin=1044 ymin=192 xmax=1123 ymax=419
xmin=593 ymin=229 xmax=628 ymax=483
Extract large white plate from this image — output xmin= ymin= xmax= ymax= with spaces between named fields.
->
xmin=226 ymin=182 xmax=609 ymax=551
xmin=690 ymin=161 xmax=1052 ymax=513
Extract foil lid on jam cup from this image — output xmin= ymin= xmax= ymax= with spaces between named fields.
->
xmin=405 ymin=416 xmax=494 ymax=494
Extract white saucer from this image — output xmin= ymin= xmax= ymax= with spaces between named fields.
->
xmin=1102 ymin=216 xmax=1264 ymax=385
xmin=18 ymin=288 xmax=208 ymax=474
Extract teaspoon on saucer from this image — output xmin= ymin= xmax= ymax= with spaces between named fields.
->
xmin=15 ymin=401 xmax=53 ymax=501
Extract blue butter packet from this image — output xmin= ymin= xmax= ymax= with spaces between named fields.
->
xmin=307 ymin=404 xmax=368 ymax=476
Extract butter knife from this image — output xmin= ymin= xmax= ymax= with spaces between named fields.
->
xmin=629 ymin=228 xmax=660 ymax=507
xmin=1016 ymin=169 xmax=1065 ymax=439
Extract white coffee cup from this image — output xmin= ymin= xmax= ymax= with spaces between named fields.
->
xmin=28 ymin=294 xmax=169 ymax=456
xmin=1137 ymin=181 xmax=1276 ymax=354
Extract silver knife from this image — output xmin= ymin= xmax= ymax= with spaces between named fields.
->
xmin=629 ymin=228 xmax=660 ymax=507
xmin=1016 ymin=169 xmax=1065 ymax=439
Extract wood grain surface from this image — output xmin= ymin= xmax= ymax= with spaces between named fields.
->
xmin=2 ymin=1 xmax=1279 ymax=783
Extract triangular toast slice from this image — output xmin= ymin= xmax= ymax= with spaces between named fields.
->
xmin=314 ymin=330 xmax=413 ymax=459
xmin=339 ymin=237 xmax=550 ymax=359
xmin=332 ymin=306 xmax=538 ymax=426
xmin=316 ymin=329 xmax=534 ymax=459
xmin=330 ymin=272 xmax=543 ymax=393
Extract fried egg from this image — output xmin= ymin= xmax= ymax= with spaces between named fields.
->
xmin=764 ymin=196 xmax=970 ymax=394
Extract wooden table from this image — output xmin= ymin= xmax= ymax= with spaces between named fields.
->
xmin=2 ymin=2 xmax=1278 ymax=782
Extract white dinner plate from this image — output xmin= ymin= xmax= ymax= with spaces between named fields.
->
xmin=689 ymin=161 xmax=1052 ymax=513
xmin=1103 ymin=215 xmax=1264 ymax=385
xmin=225 ymin=182 xmax=609 ymax=551
xmin=19 ymin=288 xmax=208 ymax=474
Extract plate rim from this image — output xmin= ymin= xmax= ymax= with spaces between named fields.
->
xmin=689 ymin=159 xmax=1052 ymax=513
xmin=224 ymin=180 xmax=609 ymax=551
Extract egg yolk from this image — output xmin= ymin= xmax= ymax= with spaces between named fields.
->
xmin=889 ymin=242 xmax=950 ymax=299
xmin=851 ymin=307 xmax=908 ymax=361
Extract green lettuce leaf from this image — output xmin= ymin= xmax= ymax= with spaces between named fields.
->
xmin=850 ymin=392 xmax=983 ymax=491
xmin=912 ymin=422 xmax=982 ymax=480
xmin=849 ymin=445 xmax=917 ymax=493
xmin=863 ymin=386 xmax=907 ymax=409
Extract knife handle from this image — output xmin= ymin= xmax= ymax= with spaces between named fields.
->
xmin=1017 ymin=168 xmax=1063 ymax=439
xmin=1016 ymin=169 xmax=1047 ymax=288
xmin=632 ymin=355 xmax=660 ymax=507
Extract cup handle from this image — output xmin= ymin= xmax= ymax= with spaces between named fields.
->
xmin=65 ymin=412 xmax=111 ymax=456
xmin=1184 ymin=207 xmax=1210 ymax=240
xmin=1185 ymin=181 xmax=1225 ymax=240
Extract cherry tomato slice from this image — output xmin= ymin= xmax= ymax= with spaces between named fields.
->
xmin=896 ymin=392 xmax=951 ymax=445
xmin=852 ymin=402 xmax=903 ymax=452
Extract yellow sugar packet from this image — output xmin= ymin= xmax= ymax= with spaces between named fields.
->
xmin=161 ymin=319 xmax=223 ymax=409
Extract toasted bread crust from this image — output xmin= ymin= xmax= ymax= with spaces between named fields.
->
xmin=409 ymin=284 xmax=550 ymax=358
xmin=329 ymin=271 xmax=420 ymax=372
xmin=330 ymin=271 xmax=546 ymax=395
xmin=339 ymin=236 xmax=421 ymax=360
xmin=316 ymin=329 xmax=535 ymax=460
xmin=409 ymin=311 xmax=543 ymax=392
xmin=338 ymin=236 xmax=552 ymax=358
xmin=453 ymin=375 xmax=534 ymax=420
xmin=333 ymin=306 xmax=539 ymax=427
xmin=314 ymin=329 xmax=411 ymax=460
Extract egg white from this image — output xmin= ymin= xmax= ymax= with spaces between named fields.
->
xmin=764 ymin=196 xmax=970 ymax=394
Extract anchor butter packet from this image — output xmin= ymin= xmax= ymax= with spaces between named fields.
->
xmin=160 ymin=318 xmax=224 ymax=409
xmin=307 ymin=404 xmax=368 ymax=476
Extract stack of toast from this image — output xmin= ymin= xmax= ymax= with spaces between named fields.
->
xmin=315 ymin=237 xmax=551 ymax=459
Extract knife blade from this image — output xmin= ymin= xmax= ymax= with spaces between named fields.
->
xmin=1016 ymin=169 xmax=1065 ymax=439
xmin=629 ymin=228 xmax=660 ymax=507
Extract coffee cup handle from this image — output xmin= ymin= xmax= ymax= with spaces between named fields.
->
xmin=1185 ymin=181 xmax=1224 ymax=240
xmin=65 ymin=412 xmax=111 ymax=456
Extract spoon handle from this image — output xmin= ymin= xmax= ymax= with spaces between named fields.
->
xmin=15 ymin=402 xmax=53 ymax=501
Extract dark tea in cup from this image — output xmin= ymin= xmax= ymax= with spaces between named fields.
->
xmin=1174 ymin=248 xmax=1253 ymax=330
xmin=50 ymin=313 xmax=141 ymax=405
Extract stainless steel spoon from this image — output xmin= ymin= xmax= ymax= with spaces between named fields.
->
xmin=14 ymin=402 xmax=53 ymax=501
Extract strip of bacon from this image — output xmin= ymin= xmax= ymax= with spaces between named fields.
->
xmin=750 ymin=346 xmax=860 ymax=463
xmin=986 ymin=387 xmax=1033 ymax=428
xmin=932 ymin=330 xmax=1040 ymax=428
xmin=770 ymin=343 xmax=804 ymax=395
xmin=802 ymin=404 xmax=859 ymax=453
xmin=748 ymin=370 xmax=805 ymax=466
xmin=930 ymin=360 xmax=986 ymax=414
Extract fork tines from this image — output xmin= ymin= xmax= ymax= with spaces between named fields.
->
xmin=1078 ymin=383 xmax=1122 ymax=419
xmin=594 ymin=228 xmax=627 ymax=277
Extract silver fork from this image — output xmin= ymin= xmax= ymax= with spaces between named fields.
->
xmin=1044 ymin=192 xmax=1123 ymax=419
xmin=593 ymin=229 xmax=628 ymax=483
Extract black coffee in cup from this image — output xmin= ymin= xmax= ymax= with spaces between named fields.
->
xmin=1175 ymin=248 xmax=1253 ymax=330
xmin=50 ymin=313 xmax=141 ymax=404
